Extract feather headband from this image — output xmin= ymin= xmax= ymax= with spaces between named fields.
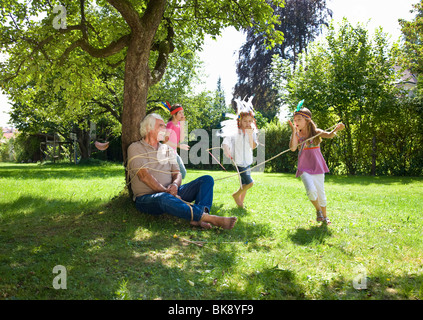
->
xmin=160 ymin=101 xmax=172 ymax=112
xmin=171 ymin=106 xmax=183 ymax=115
xmin=217 ymin=96 xmax=257 ymax=138
xmin=160 ymin=101 xmax=183 ymax=115
xmin=294 ymin=100 xmax=311 ymax=119
xmin=235 ymin=96 xmax=255 ymax=116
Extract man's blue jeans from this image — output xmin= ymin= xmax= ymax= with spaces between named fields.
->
xmin=135 ymin=175 xmax=214 ymax=222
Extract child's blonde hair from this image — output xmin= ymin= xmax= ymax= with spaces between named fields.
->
xmin=237 ymin=112 xmax=256 ymax=129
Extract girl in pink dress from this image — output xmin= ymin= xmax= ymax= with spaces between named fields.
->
xmin=164 ymin=104 xmax=190 ymax=179
xmin=288 ymin=104 xmax=344 ymax=224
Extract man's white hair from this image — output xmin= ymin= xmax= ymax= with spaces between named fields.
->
xmin=140 ymin=113 xmax=163 ymax=138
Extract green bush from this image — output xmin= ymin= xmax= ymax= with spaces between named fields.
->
xmin=12 ymin=133 xmax=41 ymax=163
xmin=0 ymin=138 xmax=14 ymax=162
xmin=263 ymin=119 xmax=297 ymax=173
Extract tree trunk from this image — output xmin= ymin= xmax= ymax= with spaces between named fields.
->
xmin=120 ymin=41 xmax=152 ymax=193
xmin=76 ymin=125 xmax=91 ymax=160
xmin=121 ymin=43 xmax=149 ymax=163
xmin=118 ymin=0 xmax=167 ymax=186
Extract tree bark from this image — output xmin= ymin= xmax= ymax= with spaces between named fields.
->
xmin=115 ymin=0 xmax=167 ymax=181
xmin=121 ymin=41 xmax=150 ymax=162
xmin=76 ymin=124 xmax=91 ymax=160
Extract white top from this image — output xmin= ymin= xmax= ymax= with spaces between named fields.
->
xmin=222 ymin=130 xmax=257 ymax=167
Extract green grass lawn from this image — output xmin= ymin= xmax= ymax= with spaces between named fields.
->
xmin=0 ymin=162 xmax=422 ymax=300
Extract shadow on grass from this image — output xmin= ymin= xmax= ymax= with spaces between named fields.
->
xmin=1 ymin=195 xmax=106 ymax=219
xmin=311 ymin=271 xmax=423 ymax=300
xmin=0 ymin=187 xmax=273 ymax=299
xmin=239 ymin=267 xmax=304 ymax=300
xmin=2 ymin=178 xmax=421 ymax=300
xmin=3 ymin=163 xmax=423 ymax=300
xmin=288 ymin=224 xmax=332 ymax=245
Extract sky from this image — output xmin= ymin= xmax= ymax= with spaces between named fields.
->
xmin=0 ymin=0 xmax=419 ymax=127
xmin=197 ymin=0 xmax=418 ymax=104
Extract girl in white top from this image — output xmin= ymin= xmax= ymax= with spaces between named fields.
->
xmin=220 ymin=97 xmax=258 ymax=208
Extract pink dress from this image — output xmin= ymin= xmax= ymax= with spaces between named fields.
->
xmin=296 ymin=135 xmax=329 ymax=178
xmin=166 ymin=121 xmax=181 ymax=151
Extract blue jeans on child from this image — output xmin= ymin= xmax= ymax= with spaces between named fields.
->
xmin=238 ymin=165 xmax=253 ymax=185
xmin=135 ymin=175 xmax=214 ymax=222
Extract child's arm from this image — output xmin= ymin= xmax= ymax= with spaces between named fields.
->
xmin=318 ymin=123 xmax=345 ymax=139
xmin=179 ymin=118 xmax=190 ymax=150
xmin=179 ymin=118 xmax=186 ymax=142
xmin=163 ymin=130 xmax=178 ymax=149
xmin=222 ymin=143 xmax=232 ymax=159
xmin=246 ymin=129 xmax=257 ymax=149
xmin=222 ymin=136 xmax=233 ymax=159
xmin=288 ymin=120 xmax=299 ymax=151
xmin=164 ymin=126 xmax=189 ymax=150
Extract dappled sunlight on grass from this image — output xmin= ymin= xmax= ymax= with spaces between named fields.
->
xmin=0 ymin=163 xmax=422 ymax=300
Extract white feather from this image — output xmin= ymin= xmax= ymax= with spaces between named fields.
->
xmin=217 ymin=96 xmax=258 ymax=138
xmin=217 ymin=117 xmax=239 ymax=137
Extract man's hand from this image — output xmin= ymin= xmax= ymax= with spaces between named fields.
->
xmin=166 ymin=183 xmax=179 ymax=196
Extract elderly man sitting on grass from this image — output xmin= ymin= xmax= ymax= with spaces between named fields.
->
xmin=127 ymin=113 xmax=237 ymax=230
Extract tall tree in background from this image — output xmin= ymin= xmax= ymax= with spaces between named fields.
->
xmin=208 ymin=76 xmax=228 ymax=131
xmin=272 ymin=19 xmax=422 ymax=176
xmin=0 ymin=0 xmax=283 ymax=172
xmin=398 ymin=0 xmax=423 ymax=174
xmin=234 ymin=0 xmax=332 ymax=118
xmin=399 ymin=0 xmax=423 ymax=76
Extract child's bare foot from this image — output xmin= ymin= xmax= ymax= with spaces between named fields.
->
xmin=240 ymin=191 xmax=246 ymax=204
xmin=316 ymin=210 xmax=324 ymax=222
xmin=232 ymin=193 xmax=244 ymax=208
xmin=237 ymin=183 xmax=252 ymax=208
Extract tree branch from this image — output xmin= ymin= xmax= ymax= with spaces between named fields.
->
xmin=91 ymin=99 xmax=122 ymax=123
xmin=107 ymin=58 xmax=125 ymax=68
xmin=80 ymin=0 xmax=89 ymax=41
xmin=140 ymin=0 xmax=167 ymax=30
xmin=59 ymin=34 xmax=130 ymax=65
xmin=106 ymin=0 xmax=142 ymax=32
xmin=149 ymin=20 xmax=175 ymax=86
